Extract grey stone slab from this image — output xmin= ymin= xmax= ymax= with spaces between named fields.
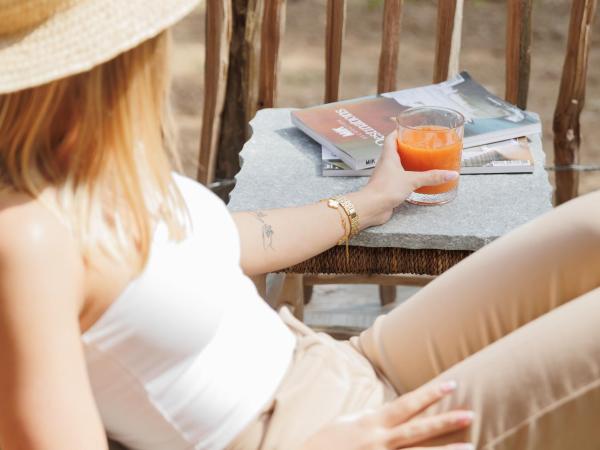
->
xmin=228 ymin=108 xmax=553 ymax=251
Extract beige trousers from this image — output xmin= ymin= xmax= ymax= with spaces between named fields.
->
xmin=228 ymin=190 xmax=600 ymax=450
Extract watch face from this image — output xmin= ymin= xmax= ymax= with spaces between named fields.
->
xmin=328 ymin=199 xmax=340 ymax=208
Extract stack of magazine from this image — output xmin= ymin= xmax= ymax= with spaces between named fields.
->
xmin=291 ymin=72 xmax=541 ymax=176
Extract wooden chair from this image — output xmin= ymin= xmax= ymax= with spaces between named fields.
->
xmin=197 ymin=0 xmax=598 ymax=318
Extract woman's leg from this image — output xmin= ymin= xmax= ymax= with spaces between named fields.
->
xmin=352 ymin=189 xmax=600 ymax=393
xmin=420 ymin=287 xmax=600 ymax=449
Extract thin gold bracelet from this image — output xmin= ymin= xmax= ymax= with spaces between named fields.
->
xmin=322 ymin=198 xmax=351 ymax=263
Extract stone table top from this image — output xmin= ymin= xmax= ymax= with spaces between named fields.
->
xmin=228 ymin=108 xmax=553 ymax=251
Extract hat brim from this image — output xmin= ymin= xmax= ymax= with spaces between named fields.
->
xmin=0 ymin=0 xmax=199 ymax=94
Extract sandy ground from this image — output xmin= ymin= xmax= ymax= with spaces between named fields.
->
xmin=171 ymin=0 xmax=600 ymax=192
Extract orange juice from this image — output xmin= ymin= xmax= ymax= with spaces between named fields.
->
xmin=396 ymin=126 xmax=462 ymax=194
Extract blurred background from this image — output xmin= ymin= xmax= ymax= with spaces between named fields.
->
xmin=170 ymin=0 xmax=600 ymax=193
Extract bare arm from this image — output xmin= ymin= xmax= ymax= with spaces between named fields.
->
xmin=233 ymin=132 xmax=459 ymax=276
xmin=232 ymin=190 xmax=388 ymax=276
xmin=0 ymin=200 xmax=107 ymax=450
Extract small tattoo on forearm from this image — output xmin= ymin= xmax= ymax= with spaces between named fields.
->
xmin=253 ymin=210 xmax=274 ymax=250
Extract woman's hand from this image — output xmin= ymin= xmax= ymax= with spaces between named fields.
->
xmin=300 ymin=381 xmax=474 ymax=450
xmin=349 ymin=131 xmax=459 ymax=228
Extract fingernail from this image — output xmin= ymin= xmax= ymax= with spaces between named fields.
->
xmin=440 ymin=380 xmax=458 ymax=394
xmin=451 ymin=444 xmax=475 ymax=450
xmin=455 ymin=411 xmax=475 ymax=425
xmin=444 ymin=171 xmax=459 ymax=181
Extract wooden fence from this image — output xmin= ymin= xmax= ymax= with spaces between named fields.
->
xmin=197 ymin=0 xmax=598 ymax=205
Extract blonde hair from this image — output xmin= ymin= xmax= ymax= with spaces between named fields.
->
xmin=0 ymin=31 xmax=187 ymax=268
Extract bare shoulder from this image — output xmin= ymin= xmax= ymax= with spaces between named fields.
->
xmin=0 ymin=192 xmax=83 ymax=282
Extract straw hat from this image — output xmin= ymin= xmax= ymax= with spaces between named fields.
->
xmin=0 ymin=0 xmax=199 ymax=94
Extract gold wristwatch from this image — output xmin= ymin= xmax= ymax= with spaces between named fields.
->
xmin=333 ymin=196 xmax=360 ymax=238
xmin=324 ymin=198 xmax=350 ymax=245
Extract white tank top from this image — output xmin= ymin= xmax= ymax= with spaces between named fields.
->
xmin=82 ymin=174 xmax=296 ymax=450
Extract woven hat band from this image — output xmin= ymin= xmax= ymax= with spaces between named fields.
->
xmin=0 ymin=0 xmax=75 ymax=35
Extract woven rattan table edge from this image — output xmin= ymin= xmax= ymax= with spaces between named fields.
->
xmin=282 ymin=246 xmax=473 ymax=275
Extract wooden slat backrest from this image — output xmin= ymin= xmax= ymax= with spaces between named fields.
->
xmin=433 ymin=0 xmax=463 ymax=84
xmin=257 ymin=0 xmax=286 ymax=110
xmin=213 ymin=0 xmax=262 ymax=189
xmin=197 ymin=0 xmax=231 ymax=186
xmin=377 ymin=0 xmax=403 ymax=93
xmin=244 ymin=0 xmax=264 ymax=126
xmin=553 ymin=0 xmax=598 ymax=204
xmin=199 ymin=0 xmax=598 ymax=203
xmin=505 ymin=0 xmax=533 ymax=109
xmin=196 ymin=0 xmax=264 ymax=190
xmin=325 ymin=0 xmax=346 ymax=103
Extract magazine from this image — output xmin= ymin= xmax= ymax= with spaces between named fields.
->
xmin=292 ymin=72 xmax=541 ymax=170
xmin=322 ymin=136 xmax=535 ymax=177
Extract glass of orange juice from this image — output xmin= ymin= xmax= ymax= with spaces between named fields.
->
xmin=396 ymin=106 xmax=465 ymax=205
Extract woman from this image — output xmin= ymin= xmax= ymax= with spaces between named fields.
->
xmin=0 ymin=1 xmax=598 ymax=449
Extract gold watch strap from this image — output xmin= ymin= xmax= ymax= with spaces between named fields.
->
xmin=322 ymin=199 xmax=348 ymax=243
xmin=334 ymin=196 xmax=359 ymax=238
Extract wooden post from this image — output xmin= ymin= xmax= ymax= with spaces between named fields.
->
xmin=197 ymin=0 xmax=232 ymax=185
xmin=275 ymin=274 xmax=305 ymax=320
xmin=244 ymin=0 xmax=264 ymax=126
xmin=325 ymin=0 xmax=346 ymax=103
xmin=212 ymin=0 xmax=264 ymax=195
xmin=433 ymin=0 xmax=463 ymax=83
xmin=377 ymin=0 xmax=403 ymax=94
xmin=505 ymin=0 xmax=533 ymax=109
xmin=553 ymin=0 xmax=598 ymax=204
xmin=379 ymin=285 xmax=396 ymax=306
xmin=257 ymin=0 xmax=286 ymax=110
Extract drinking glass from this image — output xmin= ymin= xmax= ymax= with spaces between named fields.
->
xmin=396 ymin=106 xmax=465 ymax=205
